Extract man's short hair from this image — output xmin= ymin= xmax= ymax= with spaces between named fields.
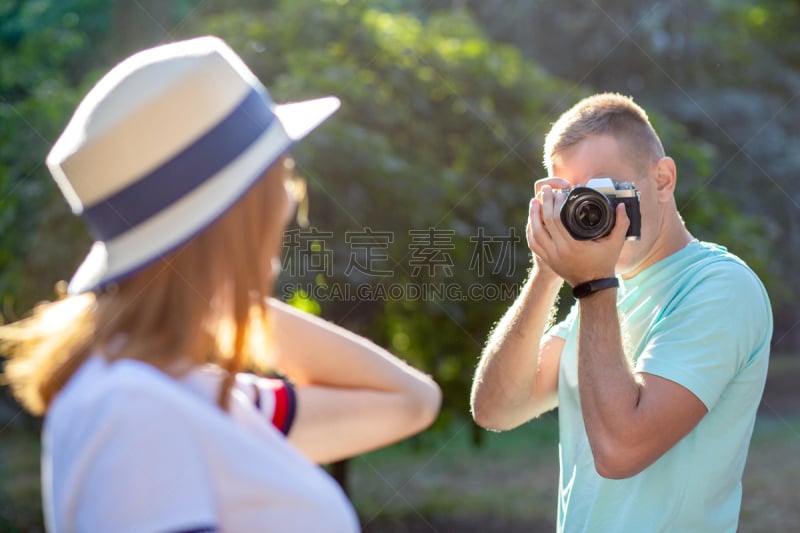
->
xmin=543 ymin=93 xmax=665 ymax=174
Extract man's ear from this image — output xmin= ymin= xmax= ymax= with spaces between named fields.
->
xmin=654 ymin=157 xmax=677 ymax=201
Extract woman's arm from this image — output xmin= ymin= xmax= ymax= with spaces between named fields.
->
xmin=265 ymin=298 xmax=441 ymax=464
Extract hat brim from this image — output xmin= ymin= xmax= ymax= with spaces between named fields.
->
xmin=275 ymin=96 xmax=341 ymax=141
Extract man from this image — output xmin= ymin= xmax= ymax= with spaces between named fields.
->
xmin=471 ymin=93 xmax=772 ymax=532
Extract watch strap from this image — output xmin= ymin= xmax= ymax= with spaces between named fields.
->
xmin=572 ymin=277 xmax=619 ymax=299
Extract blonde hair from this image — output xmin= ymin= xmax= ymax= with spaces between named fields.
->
xmin=543 ymin=93 xmax=665 ymax=174
xmin=1 ymin=158 xmax=294 ymax=415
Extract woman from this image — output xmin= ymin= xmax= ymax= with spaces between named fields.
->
xmin=1 ymin=36 xmax=441 ymax=532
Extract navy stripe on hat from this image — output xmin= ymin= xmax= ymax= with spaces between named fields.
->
xmin=83 ymin=88 xmax=275 ymax=242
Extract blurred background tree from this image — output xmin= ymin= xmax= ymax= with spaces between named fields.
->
xmin=1 ymin=0 xmax=797 ymax=441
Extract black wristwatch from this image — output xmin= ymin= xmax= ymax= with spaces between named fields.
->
xmin=572 ymin=277 xmax=619 ymax=299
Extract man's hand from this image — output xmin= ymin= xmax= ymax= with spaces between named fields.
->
xmin=525 ymin=178 xmax=569 ymax=282
xmin=528 ymin=181 xmax=630 ymax=286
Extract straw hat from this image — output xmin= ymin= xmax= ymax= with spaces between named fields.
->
xmin=46 ymin=36 xmax=340 ymax=295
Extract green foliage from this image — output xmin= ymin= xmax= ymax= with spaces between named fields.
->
xmin=286 ymin=289 xmax=322 ymax=316
xmin=0 ymin=0 xmax=111 ymax=318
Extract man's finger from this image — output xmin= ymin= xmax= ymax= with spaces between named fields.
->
xmin=540 ymin=186 xmax=557 ymax=222
xmin=528 ymin=198 xmax=554 ymax=257
xmin=534 ymin=176 xmax=570 ymax=195
xmin=612 ymin=203 xmax=630 ymax=240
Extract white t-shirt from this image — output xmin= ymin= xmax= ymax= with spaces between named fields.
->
xmin=42 ymin=356 xmax=359 ymax=533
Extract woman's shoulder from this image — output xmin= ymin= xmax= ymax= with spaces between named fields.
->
xmin=55 ymin=356 xmax=182 ymax=404
xmin=46 ymin=356 xmax=221 ymax=440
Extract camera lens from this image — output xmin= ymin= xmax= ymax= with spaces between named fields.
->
xmin=560 ymin=187 xmax=615 ymax=240
xmin=575 ymin=201 xmax=604 ymax=228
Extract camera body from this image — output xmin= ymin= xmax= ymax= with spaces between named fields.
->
xmin=558 ymin=177 xmax=641 ymax=241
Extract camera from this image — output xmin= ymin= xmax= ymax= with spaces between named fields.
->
xmin=558 ymin=177 xmax=641 ymax=241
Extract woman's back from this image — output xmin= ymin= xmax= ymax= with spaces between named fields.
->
xmin=45 ymin=356 xmax=358 ymax=533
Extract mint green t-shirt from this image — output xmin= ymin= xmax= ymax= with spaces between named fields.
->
xmin=548 ymin=240 xmax=772 ymax=532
